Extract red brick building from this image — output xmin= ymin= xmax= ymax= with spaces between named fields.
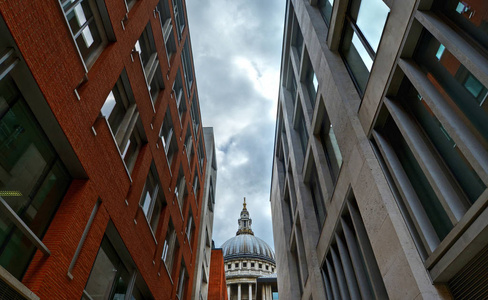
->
xmin=208 ymin=249 xmax=228 ymax=300
xmin=0 ymin=0 xmax=208 ymax=299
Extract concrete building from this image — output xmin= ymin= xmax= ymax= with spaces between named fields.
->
xmin=0 ymin=0 xmax=211 ymax=299
xmin=221 ymin=199 xmax=278 ymax=300
xmin=270 ymin=0 xmax=488 ymax=299
xmin=191 ymin=127 xmax=218 ymax=300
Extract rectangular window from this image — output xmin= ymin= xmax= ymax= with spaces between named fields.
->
xmin=413 ymin=30 xmax=488 ymax=141
xmin=319 ymin=111 xmax=343 ymax=185
xmin=60 ymin=0 xmax=112 ymax=67
xmin=184 ymin=127 xmax=194 ymax=165
xmin=140 ymin=164 xmax=166 ymax=234
xmin=190 ymin=94 xmax=200 ymax=137
xmin=174 ymin=69 xmax=186 ymax=122
xmin=0 ymin=74 xmax=72 ymax=280
xmin=177 ymin=264 xmax=188 ymax=299
xmin=134 ymin=23 xmax=164 ymax=103
xmin=433 ymin=0 xmax=488 ymax=49
xmin=186 ymin=212 xmax=194 ymax=244
xmin=160 ymin=108 xmax=178 ymax=167
xmin=172 ymin=0 xmax=186 ymax=42
xmin=197 ymin=138 xmax=204 ymax=172
xmin=182 ymin=41 xmax=194 ymax=95
xmin=100 ymin=70 xmax=142 ymax=172
xmin=162 ymin=219 xmax=177 ymax=273
xmin=318 ymin=0 xmax=334 ymax=26
xmin=308 ymin=165 xmax=326 ymax=231
xmin=291 ymin=14 xmax=303 ymax=59
xmin=175 ymin=166 xmax=187 ymax=209
xmin=340 ymin=0 xmax=389 ymax=95
xmin=295 ymin=104 xmax=309 ymax=155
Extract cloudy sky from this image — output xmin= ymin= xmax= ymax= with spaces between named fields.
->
xmin=186 ymin=0 xmax=285 ymax=249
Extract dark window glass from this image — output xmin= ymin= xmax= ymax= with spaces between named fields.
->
xmin=382 ymin=117 xmax=453 ymax=240
xmin=62 ymin=0 xmax=105 ymax=64
xmin=341 ymin=0 xmax=389 ymax=95
xmin=84 ymin=238 xmax=131 ymax=300
xmin=400 ymin=82 xmax=486 ymax=202
xmin=308 ymin=166 xmax=326 ymax=231
xmin=434 ymin=0 xmax=488 ymax=50
xmin=0 ymin=75 xmax=71 ymax=279
xmin=296 ymin=106 xmax=308 ymax=155
xmin=318 ymin=0 xmax=334 ymax=26
xmin=414 ymin=30 xmax=488 ymax=141
xmin=319 ymin=114 xmax=343 ymax=185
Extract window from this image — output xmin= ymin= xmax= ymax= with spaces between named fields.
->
xmin=228 ymin=264 xmax=231 ymax=269
xmin=162 ymin=219 xmax=177 ymax=273
xmin=259 ymin=263 xmax=262 ymax=269
xmin=413 ymin=30 xmax=488 ymax=141
xmin=186 ymin=211 xmax=194 ymax=244
xmin=0 ymin=74 xmax=72 ymax=280
xmin=182 ymin=41 xmax=194 ymax=95
xmin=318 ymin=109 xmax=343 ymax=185
xmin=433 ymin=0 xmax=488 ymax=49
xmin=251 ymin=262 xmax=255 ymax=268
xmin=372 ymin=78 xmax=486 ymax=257
xmin=295 ymin=104 xmax=309 ymax=155
xmin=184 ymin=127 xmax=194 ymax=164
xmin=157 ymin=0 xmax=172 ymax=45
xmin=243 ymin=262 xmax=247 ymax=268
xmin=124 ymin=0 xmax=136 ymax=11
xmin=235 ymin=263 xmax=239 ymax=268
xmin=82 ymin=237 xmax=131 ymax=300
xmin=340 ymin=0 xmax=389 ymax=95
xmin=190 ymin=94 xmax=200 ymax=137
xmin=82 ymin=235 xmax=153 ymax=300
xmin=208 ymin=178 xmax=215 ymax=212
xmin=140 ymin=164 xmax=166 ymax=234
xmin=302 ymin=50 xmax=318 ymax=107
xmin=321 ymin=195 xmax=388 ymax=300
xmin=197 ymin=138 xmax=204 ymax=172
xmin=134 ymin=23 xmax=164 ymax=103
xmin=291 ymin=13 xmax=303 ymax=59
xmin=318 ymin=0 xmax=334 ymax=26
xmin=266 ymin=265 xmax=269 ymax=270
xmin=176 ymin=264 xmax=188 ymax=299
xmin=172 ymin=0 xmax=186 ymax=42
xmin=174 ymin=69 xmax=186 ymax=122
xmin=175 ymin=166 xmax=187 ymax=209
xmin=160 ymin=108 xmax=178 ymax=167
xmin=308 ymin=164 xmax=326 ymax=231
xmin=193 ymin=173 xmax=199 ymax=196
xmin=100 ymin=70 xmax=142 ymax=172
xmin=60 ymin=0 xmax=113 ymax=67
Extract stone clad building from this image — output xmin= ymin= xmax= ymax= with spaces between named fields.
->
xmin=270 ymin=0 xmax=488 ymax=299
xmin=221 ymin=199 xmax=278 ymax=300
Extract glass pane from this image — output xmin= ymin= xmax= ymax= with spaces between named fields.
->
xmin=414 ymin=30 xmax=488 ymax=141
xmin=436 ymin=0 xmax=488 ymax=49
xmin=84 ymin=240 xmax=118 ymax=300
xmin=354 ymin=0 xmax=389 ymax=52
xmin=341 ymin=23 xmax=371 ymax=94
xmin=402 ymin=82 xmax=486 ymax=203
xmin=0 ymin=75 xmax=71 ymax=280
xmin=319 ymin=0 xmax=334 ymax=26
xmin=383 ymin=117 xmax=453 ymax=240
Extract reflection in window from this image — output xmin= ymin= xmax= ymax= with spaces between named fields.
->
xmin=176 ymin=264 xmax=188 ymax=299
xmin=162 ymin=219 xmax=177 ymax=273
xmin=308 ymin=165 xmax=326 ymax=231
xmin=61 ymin=0 xmax=108 ymax=66
xmin=434 ymin=0 xmax=488 ymax=49
xmin=341 ymin=0 xmax=389 ymax=95
xmin=175 ymin=166 xmax=186 ymax=209
xmin=172 ymin=0 xmax=186 ymax=42
xmin=160 ymin=108 xmax=178 ymax=166
xmin=140 ymin=164 xmax=165 ymax=233
xmin=318 ymin=0 xmax=334 ymax=26
xmin=83 ymin=238 xmax=131 ymax=300
xmin=0 ymin=75 xmax=72 ymax=280
xmin=413 ymin=30 xmax=488 ymax=141
xmin=319 ymin=113 xmax=342 ymax=185
xmin=401 ymin=82 xmax=485 ymax=203
xmin=174 ymin=69 xmax=186 ymax=122
xmin=100 ymin=71 xmax=141 ymax=172
xmin=134 ymin=23 xmax=164 ymax=103
xmin=295 ymin=104 xmax=308 ymax=155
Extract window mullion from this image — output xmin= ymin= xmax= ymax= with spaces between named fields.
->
xmin=73 ymin=16 xmax=95 ymax=39
xmin=347 ymin=19 xmax=375 ymax=59
xmin=62 ymin=0 xmax=83 ymax=15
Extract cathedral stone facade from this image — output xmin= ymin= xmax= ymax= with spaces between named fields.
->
xmin=221 ymin=199 xmax=278 ymax=300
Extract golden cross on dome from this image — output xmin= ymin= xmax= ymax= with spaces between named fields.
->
xmin=243 ymin=197 xmax=246 ymax=209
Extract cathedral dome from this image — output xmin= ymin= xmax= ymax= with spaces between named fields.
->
xmin=221 ymin=198 xmax=275 ymax=264
xmin=222 ymin=234 xmax=275 ymax=263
